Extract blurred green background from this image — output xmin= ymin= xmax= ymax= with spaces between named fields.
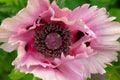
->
xmin=0 ymin=0 xmax=120 ymax=80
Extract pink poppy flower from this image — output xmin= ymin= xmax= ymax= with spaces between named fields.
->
xmin=0 ymin=0 xmax=120 ymax=80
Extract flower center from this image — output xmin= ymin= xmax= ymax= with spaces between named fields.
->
xmin=45 ymin=33 xmax=62 ymax=50
xmin=34 ymin=23 xmax=71 ymax=58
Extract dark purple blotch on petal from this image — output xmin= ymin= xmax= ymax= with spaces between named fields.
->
xmin=25 ymin=44 xmax=29 ymax=52
xmin=85 ymin=42 xmax=90 ymax=47
xmin=26 ymin=25 xmax=33 ymax=30
xmin=75 ymin=31 xmax=84 ymax=42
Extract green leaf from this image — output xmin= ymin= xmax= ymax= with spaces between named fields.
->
xmin=56 ymin=0 xmax=65 ymax=8
xmin=0 ymin=0 xmax=27 ymax=6
xmin=90 ymin=0 xmax=117 ymax=9
xmin=50 ymin=0 xmax=53 ymax=3
xmin=0 ymin=0 xmax=14 ymax=5
xmin=0 ymin=49 xmax=17 ymax=80
xmin=56 ymin=0 xmax=89 ymax=10
xmin=117 ymin=38 xmax=120 ymax=42
xmin=9 ymin=70 xmax=26 ymax=80
xmin=106 ymin=66 xmax=120 ymax=80
xmin=20 ymin=73 xmax=42 ymax=80
xmin=106 ymin=52 xmax=120 ymax=80
xmin=9 ymin=69 xmax=42 ymax=80
xmin=64 ymin=0 xmax=89 ymax=10
xmin=109 ymin=8 xmax=120 ymax=21
xmin=0 ymin=0 xmax=27 ymax=23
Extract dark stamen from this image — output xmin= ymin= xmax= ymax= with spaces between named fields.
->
xmin=34 ymin=23 xmax=71 ymax=58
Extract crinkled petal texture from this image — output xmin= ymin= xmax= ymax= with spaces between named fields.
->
xmin=0 ymin=0 xmax=120 ymax=80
